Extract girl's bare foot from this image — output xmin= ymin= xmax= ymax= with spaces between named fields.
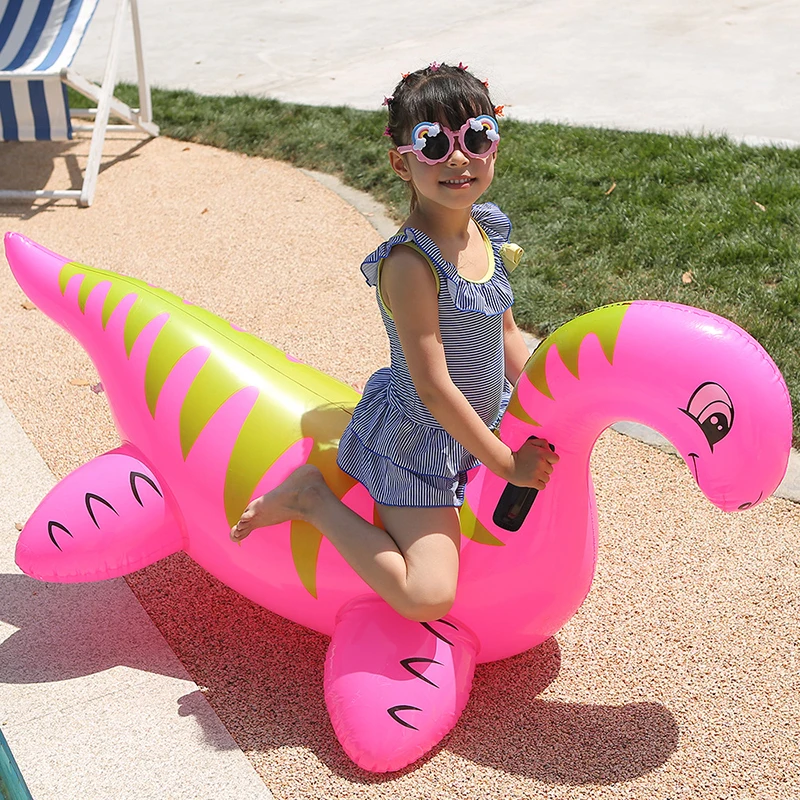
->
xmin=230 ymin=465 xmax=327 ymax=542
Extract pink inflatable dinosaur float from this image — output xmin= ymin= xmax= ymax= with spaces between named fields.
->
xmin=4 ymin=233 xmax=792 ymax=771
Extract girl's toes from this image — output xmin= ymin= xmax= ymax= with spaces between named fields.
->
xmin=230 ymin=521 xmax=250 ymax=542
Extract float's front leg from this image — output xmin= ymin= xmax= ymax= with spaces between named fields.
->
xmin=16 ymin=445 xmax=183 ymax=582
xmin=324 ymin=594 xmax=478 ymax=772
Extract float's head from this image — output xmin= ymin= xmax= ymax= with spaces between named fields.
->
xmin=501 ymin=301 xmax=792 ymax=513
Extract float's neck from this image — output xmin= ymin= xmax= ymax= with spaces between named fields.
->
xmin=499 ymin=310 xmax=690 ymax=462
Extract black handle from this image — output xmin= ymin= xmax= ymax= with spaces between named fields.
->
xmin=492 ymin=442 xmax=555 ymax=532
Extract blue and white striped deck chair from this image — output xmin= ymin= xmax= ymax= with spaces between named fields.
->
xmin=0 ymin=0 xmax=158 ymax=206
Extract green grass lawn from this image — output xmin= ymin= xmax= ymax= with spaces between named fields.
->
xmin=97 ymin=86 xmax=800 ymax=441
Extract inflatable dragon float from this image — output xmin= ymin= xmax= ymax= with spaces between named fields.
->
xmin=4 ymin=232 xmax=792 ymax=772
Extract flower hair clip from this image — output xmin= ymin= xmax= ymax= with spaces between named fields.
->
xmin=382 ymin=96 xmax=393 ymax=106
xmin=458 ymin=62 xmax=468 ymax=70
xmin=494 ymin=105 xmax=505 ymax=117
xmin=429 ymin=61 xmax=441 ymax=71
xmin=383 ymin=125 xmax=393 ymax=137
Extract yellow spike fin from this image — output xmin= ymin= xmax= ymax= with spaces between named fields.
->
xmin=504 ymin=390 xmax=541 ymax=427
xmin=145 ymin=320 xmax=197 ymax=418
xmin=76 ymin=272 xmax=108 ymax=313
xmin=460 ymin=498 xmax=505 ymax=546
xmin=179 ymin=355 xmax=238 ymax=459
xmin=526 ymin=302 xmax=631 ymax=399
xmin=224 ymin=393 xmax=303 ymax=529
xmin=290 ymin=520 xmax=323 ymax=598
xmin=58 ymin=262 xmax=85 ymax=295
xmin=123 ymin=297 xmax=159 ymax=358
xmin=101 ymin=282 xmax=137 ymax=329
xmin=287 ymin=411 xmax=357 ymax=597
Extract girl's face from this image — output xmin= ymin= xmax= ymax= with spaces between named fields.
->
xmin=389 ymin=118 xmax=497 ymax=212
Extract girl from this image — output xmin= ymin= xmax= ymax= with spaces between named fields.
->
xmin=231 ymin=62 xmax=558 ymax=622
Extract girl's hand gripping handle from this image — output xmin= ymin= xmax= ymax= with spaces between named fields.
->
xmin=493 ymin=439 xmax=558 ymax=532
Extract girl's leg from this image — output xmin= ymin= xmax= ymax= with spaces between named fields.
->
xmin=231 ymin=465 xmax=461 ymax=622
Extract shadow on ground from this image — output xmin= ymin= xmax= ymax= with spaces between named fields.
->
xmin=0 ymin=571 xmax=189 ymax=682
xmin=0 ymin=520 xmax=678 ymax=784
xmin=2 ymin=547 xmax=678 ymax=783
xmin=121 ymin=552 xmax=679 ymax=784
xmin=0 ymin=137 xmax=154 ymax=219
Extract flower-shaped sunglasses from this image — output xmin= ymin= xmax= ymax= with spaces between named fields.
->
xmin=397 ymin=115 xmax=500 ymax=165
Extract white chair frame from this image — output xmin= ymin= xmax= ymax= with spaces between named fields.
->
xmin=0 ymin=0 xmax=159 ymax=207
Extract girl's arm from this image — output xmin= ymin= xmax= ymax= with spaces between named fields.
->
xmin=381 ymin=246 xmax=556 ymax=488
xmin=502 ymin=307 xmax=531 ymax=386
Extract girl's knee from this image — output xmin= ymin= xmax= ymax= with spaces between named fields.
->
xmin=395 ymin=585 xmax=456 ymax=623
xmin=375 ymin=505 xmax=461 ymax=622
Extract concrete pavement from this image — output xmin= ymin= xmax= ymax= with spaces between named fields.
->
xmin=74 ymin=0 xmax=800 ymax=145
xmin=0 ymin=388 xmax=274 ymax=800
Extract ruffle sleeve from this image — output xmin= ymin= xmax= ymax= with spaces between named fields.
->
xmin=473 ymin=202 xmax=524 ymax=272
xmin=470 ymin=202 xmax=512 ymax=243
xmin=360 ymin=210 xmax=515 ymax=316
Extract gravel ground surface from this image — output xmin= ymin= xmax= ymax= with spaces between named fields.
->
xmin=1 ymin=135 xmax=799 ymax=799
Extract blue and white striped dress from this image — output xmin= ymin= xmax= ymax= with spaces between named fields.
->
xmin=336 ymin=203 xmax=517 ymax=508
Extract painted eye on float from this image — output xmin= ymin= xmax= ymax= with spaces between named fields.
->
xmin=680 ymin=382 xmax=734 ymax=451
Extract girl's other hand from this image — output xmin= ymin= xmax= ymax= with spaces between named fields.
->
xmin=505 ymin=438 xmax=559 ymax=489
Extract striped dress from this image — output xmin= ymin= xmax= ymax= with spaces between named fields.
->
xmin=336 ymin=202 xmax=517 ymax=508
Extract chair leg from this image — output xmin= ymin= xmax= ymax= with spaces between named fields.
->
xmin=79 ymin=0 xmax=128 ymax=206
xmin=130 ymin=0 xmax=154 ymax=126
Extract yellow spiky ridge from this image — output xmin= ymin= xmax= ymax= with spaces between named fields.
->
xmin=525 ymin=302 xmax=631 ymax=400
xmin=460 ymin=497 xmax=505 ymax=546
xmin=59 ymin=261 xmax=358 ymax=597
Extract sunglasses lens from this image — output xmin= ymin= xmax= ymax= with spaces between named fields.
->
xmin=420 ymin=131 xmax=451 ymax=162
xmin=463 ymin=123 xmax=497 ymax=157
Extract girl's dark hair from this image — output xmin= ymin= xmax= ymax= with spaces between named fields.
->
xmin=385 ymin=63 xmax=497 ymax=210
xmin=386 ymin=63 xmax=496 ymax=149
